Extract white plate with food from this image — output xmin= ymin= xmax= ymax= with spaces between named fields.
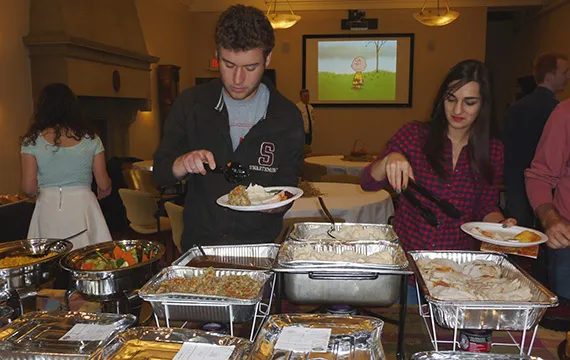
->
xmin=460 ymin=222 xmax=547 ymax=247
xmin=216 ymin=184 xmax=304 ymax=211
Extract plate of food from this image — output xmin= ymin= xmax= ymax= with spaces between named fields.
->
xmin=217 ymin=184 xmax=303 ymax=211
xmin=461 ymin=222 xmax=548 ymax=247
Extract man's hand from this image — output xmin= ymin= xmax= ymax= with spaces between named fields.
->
xmin=172 ymin=150 xmax=216 ymax=179
xmin=536 ymin=203 xmax=570 ymax=249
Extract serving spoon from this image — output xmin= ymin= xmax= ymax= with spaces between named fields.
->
xmin=318 ymin=196 xmax=337 ymax=239
xmin=206 ymin=161 xmax=250 ymax=183
xmin=29 ymin=229 xmax=88 ymax=258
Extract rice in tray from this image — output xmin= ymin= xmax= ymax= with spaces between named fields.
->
xmin=416 ymin=258 xmax=533 ymax=301
xmin=305 ymin=225 xmax=392 ymax=241
xmin=291 ymin=245 xmax=394 ymax=264
xmin=153 ymin=267 xmax=263 ymax=300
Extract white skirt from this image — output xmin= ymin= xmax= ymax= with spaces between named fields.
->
xmin=28 ymin=186 xmax=112 ymax=249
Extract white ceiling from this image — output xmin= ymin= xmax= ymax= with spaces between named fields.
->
xmin=178 ymin=0 xmax=544 ymax=12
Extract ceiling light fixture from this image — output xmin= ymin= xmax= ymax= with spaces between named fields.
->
xmin=266 ymin=0 xmax=301 ymax=29
xmin=413 ymin=0 xmax=460 ymax=27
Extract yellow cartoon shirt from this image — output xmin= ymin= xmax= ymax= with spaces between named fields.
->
xmin=353 ymin=71 xmax=363 ymax=85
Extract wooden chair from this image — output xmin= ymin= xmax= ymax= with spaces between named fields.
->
xmin=164 ymin=201 xmax=184 ymax=254
xmin=118 ymin=189 xmax=171 ymax=234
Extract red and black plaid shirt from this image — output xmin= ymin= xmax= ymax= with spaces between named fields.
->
xmin=361 ymin=122 xmax=503 ymax=252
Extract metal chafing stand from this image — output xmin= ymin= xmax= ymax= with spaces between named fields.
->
xmin=273 ymin=223 xmax=413 ymax=360
xmin=408 ymin=251 xmax=558 ymax=355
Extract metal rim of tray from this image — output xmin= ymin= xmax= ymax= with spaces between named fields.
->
xmin=287 ymin=222 xmax=400 ymax=242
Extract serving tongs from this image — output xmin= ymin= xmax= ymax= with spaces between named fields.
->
xmin=206 ymin=161 xmax=250 ymax=184
xmin=407 ymin=179 xmax=462 ymax=219
xmin=318 ymin=196 xmax=337 ymax=239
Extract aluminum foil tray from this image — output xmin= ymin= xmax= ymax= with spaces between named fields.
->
xmin=411 ymin=351 xmax=543 ymax=359
xmin=139 ymin=266 xmax=273 ymax=323
xmin=288 ymin=222 xmax=399 ymax=242
xmin=409 ymin=251 xmax=558 ymax=330
xmin=172 ymin=243 xmax=279 ymax=269
xmin=250 ymin=314 xmax=385 ymax=359
xmin=0 ymin=311 xmax=136 ymax=359
xmin=277 ymin=239 xmax=408 ymax=271
xmin=90 ymin=327 xmax=252 ymax=360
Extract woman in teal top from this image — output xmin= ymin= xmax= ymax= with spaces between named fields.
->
xmin=20 ymin=83 xmax=112 ymax=248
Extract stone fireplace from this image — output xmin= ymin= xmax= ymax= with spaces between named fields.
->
xmin=23 ymin=0 xmax=159 ymax=158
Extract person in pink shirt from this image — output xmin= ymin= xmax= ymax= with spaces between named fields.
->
xmin=526 ymin=97 xmax=570 ymax=323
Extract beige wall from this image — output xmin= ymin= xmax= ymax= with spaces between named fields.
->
xmin=187 ymin=7 xmax=488 ymax=155
xmin=130 ymin=0 xmax=196 ymax=160
xmin=511 ymin=2 xmax=570 ymax=101
xmin=0 ymin=0 xmax=33 ymax=194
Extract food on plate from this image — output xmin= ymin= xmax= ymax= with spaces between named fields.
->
xmin=471 ymin=226 xmax=541 ymax=243
xmin=416 ymin=258 xmax=533 ymax=301
xmin=514 ymin=230 xmax=541 ymax=243
xmin=305 ymin=226 xmax=391 ymax=241
xmin=78 ymin=244 xmax=154 ymax=271
xmin=153 ymin=267 xmax=263 ymax=300
xmin=290 ymin=245 xmax=394 ymax=265
xmin=227 ymin=184 xmax=294 ymax=206
xmin=0 ymin=252 xmax=57 ymax=268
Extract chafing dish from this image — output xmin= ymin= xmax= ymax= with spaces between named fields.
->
xmin=250 ymin=314 xmax=385 ymax=359
xmin=60 ymin=239 xmax=164 ymax=300
xmin=0 ymin=306 xmax=14 ymax=326
xmin=288 ymin=222 xmax=399 ymax=242
xmin=139 ymin=266 xmax=273 ymax=323
xmin=172 ymin=243 xmax=279 ymax=269
xmin=411 ymin=352 xmax=543 ymax=359
xmin=90 ymin=326 xmax=252 ymax=360
xmin=0 ymin=311 xmax=136 ymax=359
xmin=0 ymin=238 xmax=72 ymax=293
xmin=274 ymin=240 xmax=412 ymax=306
xmin=409 ymin=251 xmax=558 ymax=330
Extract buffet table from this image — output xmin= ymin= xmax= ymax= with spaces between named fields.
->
xmin=305 ymin=155 xmax=372 ymax=176
xmin=285 ymin=182 xmax=394 ymax=224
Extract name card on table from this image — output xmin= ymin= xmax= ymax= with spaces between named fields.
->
xmin=274 ymin=326 xmax=332 ymax=352
xmin=173 ymin=343 xmax=235 ymax=360
xmin=59 ymin=323 xmax=117 ymax=342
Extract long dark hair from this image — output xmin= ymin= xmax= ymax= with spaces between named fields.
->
xmin=424 ymin=60 xmax=496 ymax=184
xmin=20 ymin=83 xmax=95 ymax=148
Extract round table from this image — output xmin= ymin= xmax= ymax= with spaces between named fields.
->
xmin=132 ymin=160 xmax=154 ymax=172
xmin=305 ymin=155 xmax=372 ymax=176
xmin=285 ymin=182 xmax=393 ymax=224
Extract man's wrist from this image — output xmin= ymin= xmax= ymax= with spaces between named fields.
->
xmin=172 ymin=156 xmax=188 ymax=180
xmin=536 ymin=203 xmax=560 ymax=228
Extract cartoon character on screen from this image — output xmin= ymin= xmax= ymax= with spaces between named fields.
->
xmin=351 ymin=56 xmax=367 ymax=90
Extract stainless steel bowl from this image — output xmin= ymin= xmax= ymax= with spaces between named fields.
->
xmin=60 ymin=239 xmax=165 ymax=300
xmin=0 ymin=238 xmax=73 ymax=293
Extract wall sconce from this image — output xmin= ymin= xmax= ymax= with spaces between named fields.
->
xmin=413 ymin=0 xmax=460 ymax=27
xmin=139 ymin=99 xmax=152 ymax=112
xmin=266 ymin=0 xmax=301 ymax=29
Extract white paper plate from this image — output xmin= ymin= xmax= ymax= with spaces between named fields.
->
xmin=216 ymin=186 xmax=304 ymax=212
xmin=461 ymin=222 xmax=548 ymax=248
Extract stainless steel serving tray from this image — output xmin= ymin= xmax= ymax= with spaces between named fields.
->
xmin=0 ymin=239 xmax=73 ymax=292
xmin=139 ymin=266 xmax=273 ymax=323
xmin=411 ymin=352 xmax=543 ymax=359
xmin=250 ymin=314 xmax=385 ymax=360
xmin=0 ymin=311 xmax=136 ymax=360
xmin=409 ymin=251 xmax=558 ymax=330
xmin=277 ymin=239 xmax=408 ymax=271
xmin=90 ymin=327 xmax=252 ymax=360
xmin=172 ymin=243 xmax=280 ymax=269
xmin=288 ymin=222 xmax=399 ymax=242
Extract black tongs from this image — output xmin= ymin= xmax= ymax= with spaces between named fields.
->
xmin=403 ymin=179 xmax=463 ymax=227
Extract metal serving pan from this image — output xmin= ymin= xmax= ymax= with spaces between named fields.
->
xmin=60 ymin=239 xmax=164 ymax=300
xmin=409 ymin=251 xmax=558 ymax=330
xmin=274 ymin=240 xmax=411 ymax=306
xmin=277 ymin=239 xmax=408 ymax=270
xmin=172 ymin=243 xmax=280 ymax=269
xmin=90 ymin=327 xmax=252 ymax=360
xmin=0 ymin=238 xmax=72 ymax=293
xmin=288 ymin=222 xmax=399 ymax=242
xmin=411 ymin=352 xmax=543 ymax=359
xmin=0 ymin=311 xmax=136 ymax=359
xmin=250 ymin=314 xmax=385 ymax=360
xmin=139 ymin=266 xmax=273 ymax=323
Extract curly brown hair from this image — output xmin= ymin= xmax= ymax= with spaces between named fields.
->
xmin=215 ymin=4 xmax=275 ymax=58
xmin=20 ymin=83 xmax=95 ymax=148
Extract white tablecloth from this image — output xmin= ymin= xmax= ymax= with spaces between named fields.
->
xmin=285 ymin=182 xmax=394 ymax=224
xmin=132 ymin=160 xmax=154 ymax=171
xmin=305 ymin=155 xmax=371 ymax=176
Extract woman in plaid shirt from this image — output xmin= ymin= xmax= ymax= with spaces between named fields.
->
xmin=362 ymin=60 xmax=515 ymax=254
